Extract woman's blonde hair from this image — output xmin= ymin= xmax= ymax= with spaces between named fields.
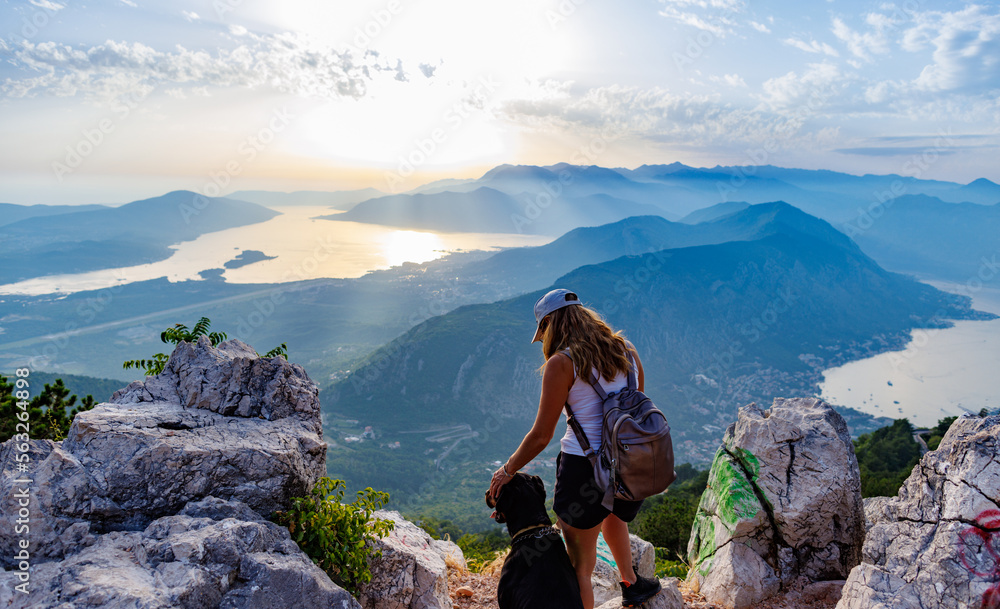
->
xmin=541 ymin=304 xmax=631 ymax=381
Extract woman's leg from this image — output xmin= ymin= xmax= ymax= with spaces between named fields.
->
xmin=558 ymin=516 xmax=603 ymax=609
xmin=602 ymin=514 xmax=637 ymax=584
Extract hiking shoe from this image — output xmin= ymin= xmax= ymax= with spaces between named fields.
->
xmin=620 ymin=574 xmax=661 ymax=607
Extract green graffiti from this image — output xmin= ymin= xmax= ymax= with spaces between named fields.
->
xmin=711 ymin=445 xmax=762 ymax=528
xmin=689 ymin=445 xmax=764 ymax=574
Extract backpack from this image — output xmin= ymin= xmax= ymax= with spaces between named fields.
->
xmin=564 ymin=349 xmax=676 ymax=510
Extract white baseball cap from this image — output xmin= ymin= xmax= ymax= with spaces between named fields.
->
xmin=531 ymin=289 xmax=582 ymax=343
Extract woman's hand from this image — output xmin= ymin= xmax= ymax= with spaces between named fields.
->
xmin=489 ymin=465 xmax=513 ymax=501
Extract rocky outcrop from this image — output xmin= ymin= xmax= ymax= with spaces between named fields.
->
xmin=0 ymin=497 xmax=359 ymax=609
xmin=591 ymin=533 xmax=657 ymax=606
xmin=686 ymin=397 xmax=865 ymax=609
xmin=0 ymin=336 xmax=326 ymax=566
xmin=0 ymin=337 xmax=350 ymax=608
xmin=359 ymin=510 xmax=462 ymax=609
xmin=837 ymin=413 xmax=1000 ymax=609
xmin=595 ymin=578 xmax=684 ymax=609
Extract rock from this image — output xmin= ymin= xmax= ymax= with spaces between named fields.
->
xmin=862 ymin=496 xmax=898 ymax=533
xmin=595 ymin=578 xmax=684 ymax=609
xmin=455 ymin=586 xmax=474 ymax=597
xmin=0 ymin=336 xmax=326 ymax=565
xmin=686 ymin=398 xmax=865 ymax=609
xmin=0 ymin=339 xmax=351 ymax=609
xmin=836 ymin=413 xmax=1000 ymax=609
xmin=591 ymin=533 xmax=656 ymax=606
xmin=359 ymin=510 xmax=452 ymax=609
xmin=0 ymin=497 xmax=359 ymax=609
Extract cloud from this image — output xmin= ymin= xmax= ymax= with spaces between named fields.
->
xmin=0 ymin=34 xmax=408 ymax=102
xmin=903 ymin=5 xmax=1000 ymax=93
xmin=182 ymin=11 xmax=200 ymax=22
xmin=759 ymin=62 xmax=848 ymax=110
xmin=119 ymin=0 xmax=137 ymax=6
xmin=418 ymin=62 xmax=437 ymax=78
xmin=229 ymin=24 xmax=248 ymax=36
xmin=784 ymin=37 xmax=840 ymax=57
xmin=499 ymin=81 xmax=827 ymax=152
xmin=28 ymin=0 xmax=65 ymax=11
xmin=831 ymin=16 xmax=891 ymax=61
xmin=710 ymin=73 xmax=747 ymax=87
xmin=750 ymin=21 xmax=771 ymax=34
xmin=658 ymin=0 xmax=747 ymax=37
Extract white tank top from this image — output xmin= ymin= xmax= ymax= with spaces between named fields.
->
xmin=560 ymin=352 xmax=628 ymax=457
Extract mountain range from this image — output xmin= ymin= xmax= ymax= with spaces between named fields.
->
xmin=0 ymin=191 xmax=279 ymax=284
xmin=321 ymin=202 xmax=991 ymax=500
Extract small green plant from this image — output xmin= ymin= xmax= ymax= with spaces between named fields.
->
xmin=123 ymin=317 xmax=227 ymax=376
xmin=0 ymin=376 xmax=96 ymax=442
xmin=272 ymin=477 xmax=394 ymax=595
xmin=654 ymin=547 xmax=689 ymax=579
xmin=456 ymin=530 xmax=510 ymax=572
xmin=123 ymin=317 xmax=289 ymax=376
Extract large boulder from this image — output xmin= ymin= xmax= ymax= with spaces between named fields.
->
xmin=0 ymin=338 xmax=352 ymax=608
xmin=358 ymin=510 xmax=457 ymax=609
xmin=591 ymin=533 xmax=657 ymax=606
xmin=0 ymin=497 xmax=359 ymax=609
xmin=0 ymin=336 xmax=326 ymax=565
xmin=837 ymin=414 xmax=1000 ymax=609
xmin=686 ymin=397 xmax=865 ymax=609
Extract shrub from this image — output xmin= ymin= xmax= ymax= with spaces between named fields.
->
xmin=0 ymin=376 xmax=95 ymax=442
xmin=654 ymin=547 xmax=689 ymax=579
xmin=272 ymin=477 xmax=394 ymax=595
xmin=456 ymin=530 xmax=510 ymax=572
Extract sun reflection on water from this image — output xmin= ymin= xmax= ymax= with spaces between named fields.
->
xmin=379 ymin=230 xmax=445 ymax=267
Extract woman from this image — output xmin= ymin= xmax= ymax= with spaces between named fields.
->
xmin=488 ymin=288 xmax=661 ymax=609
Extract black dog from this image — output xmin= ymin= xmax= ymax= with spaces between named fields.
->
xmin=486 ymin=473 xmax=584 ymax=609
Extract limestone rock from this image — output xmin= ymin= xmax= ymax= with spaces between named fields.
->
xmin=0 ymin=497 xmax=359 ymax=609
xmin=836 ymin=414 xmax=1000 ymax=609
xmin=359 ymin=510 xmax=452 ymax=609
xmin=591 ymin=533 xmax=656 ymax=606
xmin=595 ymin=578 xmax=684 ymax=609
xmin=686 ymin=397 xmax=865 ymax=609
xmin=0 ymin=336 xmax=326 ymax=565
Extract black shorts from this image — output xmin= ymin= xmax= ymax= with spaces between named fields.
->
xmin=552 ymin=451 xmax=643 ymax=530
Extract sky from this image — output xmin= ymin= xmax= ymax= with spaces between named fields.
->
xmin=1 ymin=0 xmax=999 ymax=205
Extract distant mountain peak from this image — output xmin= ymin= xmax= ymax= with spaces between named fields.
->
xmin=965 ymin=177 xmax=999 ymax=188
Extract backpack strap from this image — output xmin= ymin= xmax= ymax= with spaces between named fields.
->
xmin=560 ymin=350 xmax=596 ymax=460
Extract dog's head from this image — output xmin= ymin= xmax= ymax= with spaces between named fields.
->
xmin=485 ymin=472 xmax=551 ymax=537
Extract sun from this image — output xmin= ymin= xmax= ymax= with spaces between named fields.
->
xmin=380 ymin=230 xmax=445 ymax=267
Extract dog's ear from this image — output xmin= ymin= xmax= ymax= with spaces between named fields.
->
xmin=485 ymin=489 xmax=497 ymax=509
xmin=526 ymin=474 xmax=546 ymax=498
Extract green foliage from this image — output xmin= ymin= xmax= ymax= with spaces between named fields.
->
xmin=654 ymin=547 xmax=689 ymax=579
xmin=456 ymin=529 xmax=510 ymax=572
xmin=415 ymin=515 xmax=463 ymax=542
xmin=0 ymin=376 xmax=96 ymax=442
xmin=853 ymin=419 xmax=921 ymax=497
xmin=631 ymin=464 xmax=708 ymax=557
xmin=922 ymin=416 xmax=957 ymax=451
xmin=272 ymin=477 xmax=393 ymax=596
xmin=262 ymin=342 xmax=288 ymax=359
xmin=123 ymin=316 xmax=227 ymax=376
xmin=123 ymin=317 xmax=288 ymax=376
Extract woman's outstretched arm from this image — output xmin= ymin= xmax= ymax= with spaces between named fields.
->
xmin=488 ymin=351 xmax=574 ymax=499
